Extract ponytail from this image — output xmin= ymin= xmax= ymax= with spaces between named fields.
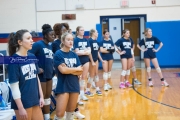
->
xmin=60 ymin=43 xmax=64 ymax=48
xmin=8 ymin=29 xmax=29 ymax=56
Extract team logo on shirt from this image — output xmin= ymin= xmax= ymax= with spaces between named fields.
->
xmin=93 ymin=43 xmax=99 ymax=50
xmin=145 ymin=41 xmax=154 ymax=48
xmin=78 ymin=42 xmax=87 ymax=50
xmin=123 ymin=42 xmax=131 ymax=49
xmin=64 ymin=58 xmax=77 ymax=68
xmin=21 ymin=63 xmax=37 ymax=80
xmin=43 ymin=48 xmax=53 ymax=59
xmin=103 ymin=43 xmax=111 ymax=49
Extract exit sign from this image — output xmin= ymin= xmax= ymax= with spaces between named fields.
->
xmin=120 ymin=0 xmax=129 ymax=8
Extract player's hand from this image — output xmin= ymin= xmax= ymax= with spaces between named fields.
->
xmin=61 ymin=63 xmax=67 ymax=67
xmin=39 ymin=68 xmax=44 ymax=74
xmin=143 ymin=48 xmax=148 ymax=52
xmin=18 ymin=108 xmax=28 ymax=120
xmin=152 ymin=48 xmax=158 ymax=52
xmin=39 ymin=97 xmax=44 ymax=108
xmin=120 ymin=50 xmax=126 ymax=55
xmin=102 ymin=60 xmax=105 ymax=64
xmin=76 ymin=66 xmax=83 ymax=71
xmin=92 ymin=62 xmax=96 ymax=66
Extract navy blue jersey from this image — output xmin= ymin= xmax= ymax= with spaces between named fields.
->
xmin=8 ymin=53 xmax=39 ymax=110
xmin=99 ymin=40 xmax=114 ymax=61
xmin=139 ymin=36 xmax=161 ymax=58
xmin=115 ymin=37 xmax=134 ymax=58
xmin=29 ymin=40 xmax=54 ymax=79
xmin=54 ymin=50 xmax=81 ymax=94
xmin=51 ymin=39 xmax=61 ymax=54
xmin=74 ymin=37 xmax=90 ymax=64
xmin=88 ymin=38 xmax=99 ymax=62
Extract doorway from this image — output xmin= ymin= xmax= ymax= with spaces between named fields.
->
xmin=100 ymin=15 xmax=146 ymax=60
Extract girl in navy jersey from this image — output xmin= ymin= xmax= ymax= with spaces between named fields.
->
xmin=52 ymin=23 xmax=69 ymax=54
xmin=88 ymin=29 xmax=104 ymax=95
xmin=115 ymin=29 xmax=133 ymax=89
xmin=8 ymin=30 xmax=44 ymax=120
xmin=53 ymin=33 xmax=83 ymax=120
xmin=99 ymin=31 xmax=114 ymax=91
xmin=74 ymin=26 xmax=92 ymax=100
xmin=137 ymin=28 xmax=169 ymax=87
xmin=52 ymin=23 xmax=85 ymax=119
xmin=29 ymin=24 xmax=54 ymax=120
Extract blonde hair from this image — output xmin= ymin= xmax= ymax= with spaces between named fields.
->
xmin=89 ymin=29 xmax=96 ymax=37
xmin=60 ymin=32 xmax=71 ymax=48
xmin=143 ymin=28 xmax=151 ymax=43
xmin=76 ymin=26 xmax=83 ymax=36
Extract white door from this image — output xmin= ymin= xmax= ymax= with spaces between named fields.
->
xmin=109 ymin=18 xmax=122 ymax=60
xmin=140 ymin=17 xmax=145 ymax=59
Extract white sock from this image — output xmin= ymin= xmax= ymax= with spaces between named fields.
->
xmin=44 ymin=114 xmax=50 ymax=120
xmin=134 ymin=78 xmax=137 ymax=81
xmin=54 ymin=115 xmax=64 ymax=120
xmin=86 ymin=88 xmax=90 ymax=92
xmin=80 ymin=90 xmax=84 ymax=96
xmin=66 ymin=112 xmax=74 ymax=120
xmin=96 ymin=87 xmax=100 ymax=91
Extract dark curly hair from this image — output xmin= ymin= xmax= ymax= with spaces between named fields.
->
xmin=53 ymin=23 xmax=69 ymax=39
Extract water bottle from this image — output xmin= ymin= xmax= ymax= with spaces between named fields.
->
xmin=0 ymin=91 xmax=8 ymax=110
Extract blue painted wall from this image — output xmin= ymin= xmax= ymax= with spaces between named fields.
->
xmin=146 ymin=21 xmax=180 ymax=68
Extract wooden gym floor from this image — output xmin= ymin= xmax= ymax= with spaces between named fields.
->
xmin=51 ymin=68 xmax=180 ymax=120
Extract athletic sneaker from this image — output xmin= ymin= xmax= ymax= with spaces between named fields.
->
xmin=74 ymin=111 xmax=85 ymax=119
xmin=162 ymin=80 xmax=169 ymax=87
xmin=96 ymin=90 xmax=102 ymax=96
xmin=134 ymin=79 xmax=142 ymax=85
xmin=85 ymin=91 xmax=94 ymax=97
xmin=125 ymin=81 xmax=132 ymax=88
xmin=91 ymin=81 xmax=96 ymax=89
xmin=149 ymin=81 xmax=153 ymax=87
xmin=107 ymin=83 xmax=112 ymax=89
xmin=119 ymin=82 xmax=126 ymax=89
xmin=78 ymin=101 xmax=84 ymax=105
xmin=80 ymin=95 xmax=88 ymax=101
xmin=104 ymin=84 xmax=109 ymax=91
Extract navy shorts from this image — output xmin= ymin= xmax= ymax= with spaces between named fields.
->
xmin=80 ymin=60 xmax=89 ymax=66
xmin=38 ymin=74 xmax=52 ymax=82
xmin=144 ymin=51 xmax=156 ymax=59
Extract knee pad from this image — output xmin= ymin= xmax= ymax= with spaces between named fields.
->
xmin=80 ymin=80 xmax=85 ymax=87
xmin=44 ymin=98 xmax=50 ymax=105
xmin=94 ymin=76 xmax=99 ymax=82
xmin=108 ymin=71 xmax=111 ymax=78
xmin=156 ymin=67 xmax=161 ymax=73
xmin=121 ymin=70 xmax=126 ymax=76
xmin=147 ymin=67 xmax=151 ymax=73
xmin=131 ymin=66 xmax=136 ymax=72
xmin=87 ymin=77 xmax=93 ymax=84
xmin=126 ymin=69 xmax=130 ymax=75
xmin=103 ymin=72 xmax=108 ymax=81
